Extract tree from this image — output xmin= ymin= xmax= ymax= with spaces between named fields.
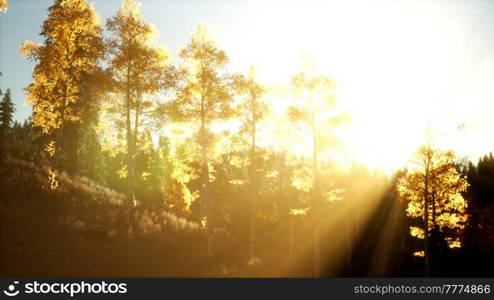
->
xmin=0 ymin=88 xmax=14 ymax=133
xmin=64 ymin=64 xmax=109 ymax=174
xmin=0 ymin=71 xmax=3 ymax=99
xmin=0 ymin=88 xmax=15 ymax=155
xmin=398 ymin=145 xmax=469 ymax=276
xmin=0 ymin=0 xmax=7 ymax=13
xmin=144 ymin=135 xmax=167 ymax=205
xmin=463 ymin=154 xmax=494 ymax=257
xmin=106 ymin=0 xmax=173 ymax=204
xmin=77 ymin=126 xmax=107 ymax=184
xmin=20 ymin=0 xmax=104 ymax=170
xmin=237 ymin=66 xmax=267 ymax=264
xmin=288 ymin=55 xmax=346 ymax=276
xmin=174 ymin=24 xmax=240 ymax=269
xmin=7 ymin=118 xmax=43 ymax=162
xmin=161 ymin=133 xmax=200 ymax=217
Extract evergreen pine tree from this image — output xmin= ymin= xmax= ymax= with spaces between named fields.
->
xmin=0 ymin=88 xmax=15 ymax=154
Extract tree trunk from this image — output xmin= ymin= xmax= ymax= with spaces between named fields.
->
xmin=312 ymin=190 xmax=321 ymax=277
xmin=312 ymin=122 xmax=320 ymax=277
xmin=125 ymin=63 xmax=134 ymax=206
xmin=249 ymin=96 xmax=257 ymax=263
xmin=130 ymin=90 xmax=141 ymax=236
xmin=200 ymin=95 xmax=215 ymax=272
xmin=249 ymin=164 xmax=257 ymax=264
xmin=288 ymin=192 xmax=294 ymax=258
xmin=279 ymin=154 xmax=293 ymax=258
xmin=64 ymin=125 xmax=79 ymax=174
xmin=133 ymin=90 xmax=140 ymax=170
xmin=54 ymin=83 xmax=69 ymax=171
xmin=124 ymin=62 xmax=136 ymax=238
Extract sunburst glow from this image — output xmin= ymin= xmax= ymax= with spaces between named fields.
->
xmin=209 ymin=0 xmax=494 ymax=173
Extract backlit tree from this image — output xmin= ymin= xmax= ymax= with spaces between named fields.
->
xmin=0 ymin=0 xmax=7 ymax=13
xmin=398 ymin=145 xmax=469 ymax=276
xmin=174 ymin=25 xmax=240 ymax=268
xmin=288 ymin=55 xmax=346 ymax=276
xmin=20 ymin=0 xmax=104 ymax=169
xmin=237 ymin=66 xmax=267 ymax=264
xmin=106 ymin=0 xmax=173 ymax=203
xmin=0 ymin=88 xmax=15 ymax=156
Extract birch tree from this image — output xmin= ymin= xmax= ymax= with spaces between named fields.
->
xmin=0 ymin=0 xmax=7 ymax=13
xmin=288 ymin=55 xmax=346 ymax=276
xmin=174 ymin=25 xmax=240 ymax=269
xmin=237 ymin=66 xmax=267 ymax=264
xmin=20 ymin=0 xmax=104 ymax=170
xmin=106 ymin=0 xmax=173 ymax=204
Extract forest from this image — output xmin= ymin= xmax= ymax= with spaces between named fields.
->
xmin=1 ymin=0 xmax=494 ymax=277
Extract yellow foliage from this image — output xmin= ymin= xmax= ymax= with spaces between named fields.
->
xmin=103 ymin=0 xmax=173 ymax=186
xmin=324 ymin=188 xmax=345 ymax=202
xmin=0 ymin=0 xmax=7 ymax=13
xmin=96 ymin=98 xmax=127 ymax=156
xmin=48 ymin=169 xmax=59 ymax=191
xmin=183 ymin=188 xmax=199 ymax=212
xmin=117 ymin=165 xmax=128 ymax=179
xmin=229 ymin=179 xmax=246 ymax=185
xmin=289 ymin=207 xmax=310 ymax=216
xmin=410 ymin=226 xmax=425 ymax=239
xmin=413 ymin=251 xmax=425 ymax=257
xmin=140 ymin=172 xmax=151 ymax=181
xmin=291 ymin=166 xmax=313 ymax=192
xmin=201 ymin=216 xmax=207 ymax=229
xmin=446 ymin=237 xmax=462 ymax=249
xmin=19 ymin=41 xmax=40 ymax=58
xmin=289 ymin=55 xmax=342 ymax=156
xmin=45 ymin=140 xmax=56 ymax=157
xmin=21 ymin=0 xmax=104 ymax=135
xmin=230 ymin=155 xmax=249 ymax=168
xmin=398 ymin=146 xmax=469 ymax=248
xmin=176 ymin=24 xmax=234 ymax=131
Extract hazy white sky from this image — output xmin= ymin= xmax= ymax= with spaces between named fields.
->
xmin=1 ymin=0 xmax=493 ymax=170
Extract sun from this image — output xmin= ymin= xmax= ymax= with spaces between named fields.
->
xmin=213 ymin=0 xmax=487 ymax=173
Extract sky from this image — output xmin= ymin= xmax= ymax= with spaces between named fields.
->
xmin=1 ymin=0 xmax=493 ymax=171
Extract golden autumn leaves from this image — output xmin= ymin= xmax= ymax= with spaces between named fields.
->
xmin=105 ymin=0 xmax=174 ymax=204
xmin=0 ymin=0 xmax=7 ymax=13
xmin=19 ymin=0 xmax=105 ymax=189
xmin=398 ymin=145 xmax=469 ymax=258
xmin=20 ymin=0 xmax=104 ymax=136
